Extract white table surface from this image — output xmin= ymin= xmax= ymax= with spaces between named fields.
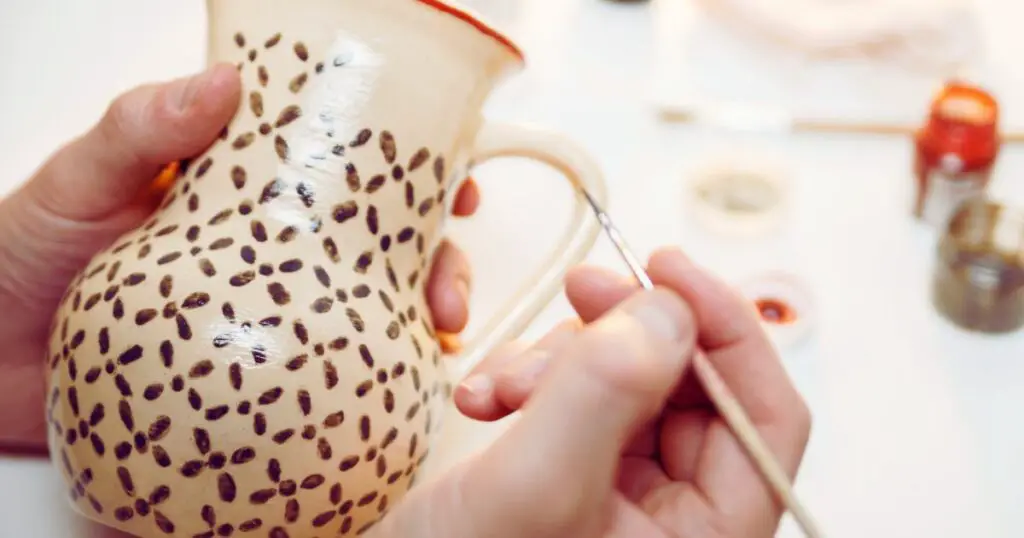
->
xmin=2 ymin=1 xmax=1024 ymax=537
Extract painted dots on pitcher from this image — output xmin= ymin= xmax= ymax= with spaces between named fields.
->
xmin=408 ymin=148 xmax=430 ymax=171
xmin=294 ymin=42 xmax=309 ymax=62
xmin=351 ymin=129 xmax=372 ymax=148
xmin=249 ymin=92 xmax=264 ymax=118
xmin=380 ymin=131 xmax=397 ymax=164
xmin=232 ymin=133 xmax=255 ymax=150
xmin=44 ymin=28 xmax=452 ymax=538
xmin=289 ymin=73 xmax=308 ymax=94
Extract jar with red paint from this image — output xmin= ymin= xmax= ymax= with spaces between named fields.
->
xmin=737 ymin=273 xmax=815 ymax=350
xmin=913 ymin=81 xmax=1001 ymax=228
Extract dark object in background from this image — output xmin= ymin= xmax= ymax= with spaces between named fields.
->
xmin=932 ymin=198 xmax=1024 ymax=334
xmin=913 ymin=81 xmax=1001 ymax=228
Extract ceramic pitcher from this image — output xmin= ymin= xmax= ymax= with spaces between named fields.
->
xmin=44 ymin=0 xmax=606 ymax=536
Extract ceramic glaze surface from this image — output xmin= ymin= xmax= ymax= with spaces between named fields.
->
xmin=39 ymin=1 xmax=602 ymax=537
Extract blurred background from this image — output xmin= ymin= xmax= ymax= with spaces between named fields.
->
xmin=2 ymin=0 xmax=1024 ymax=536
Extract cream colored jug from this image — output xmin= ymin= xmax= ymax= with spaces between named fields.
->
xmin=44 ymin=1 xmax=606 ymax=536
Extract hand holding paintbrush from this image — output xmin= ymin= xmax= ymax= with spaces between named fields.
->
xmin=440 ymin=247 xmax=818 ymax=538
xmin=581 ymin=189 xmax=824 ymax=537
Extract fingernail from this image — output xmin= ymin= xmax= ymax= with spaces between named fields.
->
xmin=167 ymin=66 xmax=219 ymax=112
xmin=459 ymin=374 xmax=493 ymax=398
xmin=621 ymin=289 xmax=688 ymax=344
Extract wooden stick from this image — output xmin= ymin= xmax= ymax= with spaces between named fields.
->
xmin=692 ymin=351 xmax=825 ymax=538
xmin=577 ymin=186 xmax=826 ymax=537
xmin=657 ymin=106 xmax=1024 ymax=143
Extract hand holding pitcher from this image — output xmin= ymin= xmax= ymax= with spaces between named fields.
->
xmin=37 ymin=1 xmax=606 ymax=536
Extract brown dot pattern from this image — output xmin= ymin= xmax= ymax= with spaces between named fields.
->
xmin=45 ymin=30 xmax=455 ymax=538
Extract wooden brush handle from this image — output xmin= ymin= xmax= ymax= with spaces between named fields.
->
xmin=657 ymin=106 xmax=1024 ymax=143
xmin=691 ymin=352 xmax=826 ymax=538
xmin=794 ymin=118 xmax=1024 ymax=143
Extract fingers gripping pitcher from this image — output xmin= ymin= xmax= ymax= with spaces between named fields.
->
xmin=43 ymin=1 xmax=607 ymax=536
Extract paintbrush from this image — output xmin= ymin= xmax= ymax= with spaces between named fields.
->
xmin=577 ymin=187 xmax=825 ymax=538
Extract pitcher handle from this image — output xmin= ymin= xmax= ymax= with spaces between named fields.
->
xmin=450 ymin=121 xmax=607 ymax=379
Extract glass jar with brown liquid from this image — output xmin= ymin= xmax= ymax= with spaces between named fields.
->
xmin=932 ymin=198 xmax=1024 ymax=334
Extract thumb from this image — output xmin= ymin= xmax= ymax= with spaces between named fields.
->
xmin=0 ymin=63 xmax=240 ymax=308
xmin=455 ymin=288 xmax=697 ymax=537
xmin=22 ymin=62 xmax=241 ymax=221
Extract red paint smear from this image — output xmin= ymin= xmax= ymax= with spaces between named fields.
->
xmin=755 ymin=297 xmax=798 ymax=325
xmin=416 ymin=0 xmax=525 ymax=61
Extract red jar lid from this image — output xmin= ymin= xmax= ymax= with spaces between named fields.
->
xmin=916 ymin=81 xmax=1001 ymax=172
xmin=925 ymin=81 xmax=999 ymax=135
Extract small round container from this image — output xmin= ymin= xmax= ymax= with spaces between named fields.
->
xmin=736 ymin=272 xmax=815 ymax=349
xmin=932 ymin=197 xmax=1024 ymax=334
xmin=686 ymin=154 xmax=790 ymax=238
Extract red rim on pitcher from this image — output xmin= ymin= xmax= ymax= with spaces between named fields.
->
xmin=416 ymin=0 xmax=525 ymax=61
